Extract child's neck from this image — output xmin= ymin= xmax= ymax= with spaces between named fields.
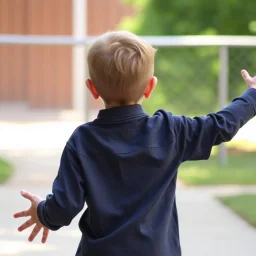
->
xmin=104 ymin=100 xmax=143 ymax=109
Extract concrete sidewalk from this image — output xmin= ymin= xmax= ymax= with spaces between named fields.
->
xmin=178 ymin=187 xmax=256 ymax=256
xmin=2 ymin=183 xmax=256 ymax=256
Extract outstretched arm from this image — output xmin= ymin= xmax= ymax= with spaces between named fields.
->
xmin=14 ymin=140 xmax=86 ymax=242
xmin=36 ymin=142 xmax=86 ymax=231
xmin=173 ymin=70 xmax=256 ymax=162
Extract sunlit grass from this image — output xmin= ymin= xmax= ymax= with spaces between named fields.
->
xmin=218 ymin=194 xmax=256 ymax=228
xmin=178 ymin=140 xmax=256 ymax=185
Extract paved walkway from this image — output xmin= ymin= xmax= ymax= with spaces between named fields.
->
xmin=2 ymin=182 xmax=256 ymax=256
xmin=178 ymin=187 xmax=256 ymax=256
xmin=1 ymin=119 xmax=256 ymax=255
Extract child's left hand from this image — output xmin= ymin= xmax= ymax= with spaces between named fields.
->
xmin=13 ymin=190 xmax=49 ymax=243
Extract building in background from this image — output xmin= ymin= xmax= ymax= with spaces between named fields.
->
xmin=0 ymin=0 xmax=133 ymax=114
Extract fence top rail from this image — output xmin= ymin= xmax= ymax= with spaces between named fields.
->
xmin=1 ymin=35 xmax=256 ymax=47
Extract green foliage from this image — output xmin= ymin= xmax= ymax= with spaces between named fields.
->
xmin=218 ymin=195 xmax=256 ymax=228
xmin=122 ymin=0 xmax=256 ymax=35
xmin=0 ymin=157 xmax=13 ymax=184
xmin=120 ymin=0 xmax=256 ymax=116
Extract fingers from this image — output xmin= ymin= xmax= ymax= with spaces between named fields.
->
xmin=27 ymin=225 xmax=49 ymax=243
xmin=27 ymin=224 xmax=49 ymax=243
xmin=42 ymin=228 xmax=49 ymax=244
xmin=241 ymin=69 xmax=249 ymax=78
xmin=28 ymin=224 xmax=41 ymax=242
xmin=20 ymin=190 xmax=35 ymax=201
xmin=241 ymin=69 xmax=253 ymax=85
xmin=13 ymin=210 xmax=30 ymax=219
xmin=18 ymin=218 xmax=34 ymax=232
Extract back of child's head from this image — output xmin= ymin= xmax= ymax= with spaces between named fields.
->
xmin=87 ymin=31 xmax=156 ymax=105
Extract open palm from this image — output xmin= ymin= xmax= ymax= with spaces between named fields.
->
xmin=14 ymin=190 xmax=49 ymax=243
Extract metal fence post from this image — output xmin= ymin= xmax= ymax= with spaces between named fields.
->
xmin=72 ymin=0 xmax=87 ymax=121
xmin=218 ymin=46 xmax=229 ymax=165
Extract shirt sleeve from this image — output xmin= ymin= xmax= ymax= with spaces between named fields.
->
xmin=172 ymin=88 xmax=256 ymax=162
xmin=37 ymin=141 xmax=86 ymax=231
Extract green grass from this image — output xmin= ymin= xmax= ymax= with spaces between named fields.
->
xmin=0 ymin=157 xmax=13 ymax=184
xmin=178 ymin=140 xmax=256 ymax=185
xmin=218 ymin=194 xmax=256 ymax=228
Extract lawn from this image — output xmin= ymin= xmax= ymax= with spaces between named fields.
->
xmin=0 ymin=157 xmax=13 ymax=184
xmin=178 ymin=141 xmax=256 ymax=185
xmin=218 ymin=194 xmax=256 ymax=228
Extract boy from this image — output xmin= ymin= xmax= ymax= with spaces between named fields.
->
xmin=14 ymin=31 xmax=256 ymax=256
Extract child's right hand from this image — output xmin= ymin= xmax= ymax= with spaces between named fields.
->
xmin=241 ymin=69 xmax=256 ymax=89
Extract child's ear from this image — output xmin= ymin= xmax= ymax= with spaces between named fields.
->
xmin=86 ymin=79 xmax=100 ymax=99
xmin=144 ymin=76 xmax=158 ymax=99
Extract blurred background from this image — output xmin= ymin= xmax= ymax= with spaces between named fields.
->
xmin=1 ymin=0 xmax=256 ymax=255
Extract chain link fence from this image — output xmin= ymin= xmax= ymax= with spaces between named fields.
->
xmin=143 ymin=46 xmax=220 ymax=116
xmin=144 ymin=46 xmax=256 ymax=117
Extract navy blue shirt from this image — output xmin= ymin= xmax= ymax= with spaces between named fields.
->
xmin=38 ymin=89 xmax=256 ymax=256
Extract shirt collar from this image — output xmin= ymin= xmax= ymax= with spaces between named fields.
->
xmin=97 ymin=104 xmax=147 ymax=121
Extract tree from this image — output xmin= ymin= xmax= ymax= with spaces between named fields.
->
xmin=120 ymin=0 xmax=256 ymax=115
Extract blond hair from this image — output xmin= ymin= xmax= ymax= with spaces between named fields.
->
xmin=87 ymin=31 xmax=156 ymax=105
